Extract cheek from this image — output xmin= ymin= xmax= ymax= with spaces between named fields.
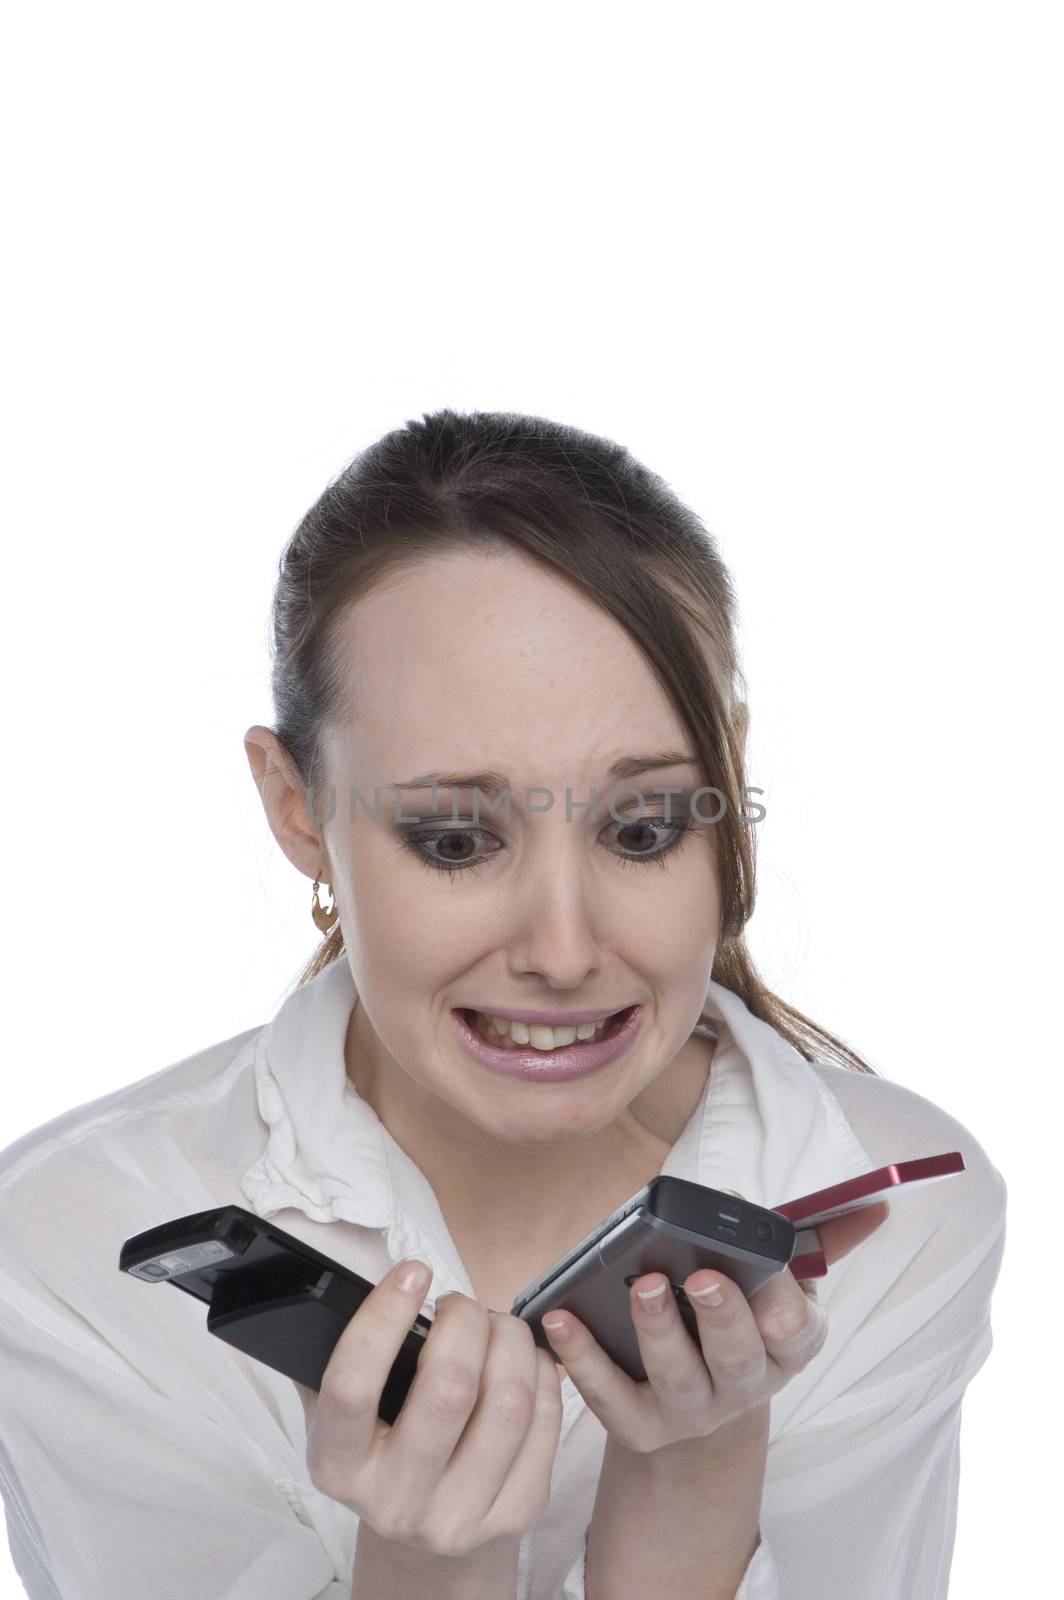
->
xmin=350 ymin=895 xmax=473 ymax=1011
xmin=344 ymin=847 xmax=434 ymax=944
xmin=635 ymin=856 xmax=720 ymax=938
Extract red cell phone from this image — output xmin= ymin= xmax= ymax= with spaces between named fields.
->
xmin=776 ymin=1151 xmax=966 ymax=1278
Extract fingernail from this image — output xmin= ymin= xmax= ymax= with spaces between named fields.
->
xmin=398 ymin=1260 xmax=431 ymax=1295
xmin=542 ymin=1316 xmax=569 ymax=1338
xmin=635 ymin=1280 xmax=669 ymax=1312
xmin=689 ymin=1280 xmax=725 ymax=1306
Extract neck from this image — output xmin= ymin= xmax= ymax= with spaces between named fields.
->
xmin=344 ymin=1004 xmax=716 ymax=1245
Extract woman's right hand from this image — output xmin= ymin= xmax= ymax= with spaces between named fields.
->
xmin=294 ymin=1258 xmax=565 ymax=1560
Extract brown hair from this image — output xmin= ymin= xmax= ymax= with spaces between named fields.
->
xmin=267 ymin=408 xmax=879 ymax=1075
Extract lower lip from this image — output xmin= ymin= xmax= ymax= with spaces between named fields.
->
xmin=452 ymin=1005 xmax=643 ymax=1081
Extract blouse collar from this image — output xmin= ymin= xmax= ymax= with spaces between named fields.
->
xmin=240 ymin=956 xmax=875 ymax=1249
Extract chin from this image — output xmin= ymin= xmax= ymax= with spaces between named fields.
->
xmin=482 ymin=1096 xmax=619 ymax=1142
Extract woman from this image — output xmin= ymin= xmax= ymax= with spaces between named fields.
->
xmin=0 ymin=410 xmax=1006 ymax=1600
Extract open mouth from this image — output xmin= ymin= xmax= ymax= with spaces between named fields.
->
xmin=459 ymin=1005 xmax=636 ymax=1051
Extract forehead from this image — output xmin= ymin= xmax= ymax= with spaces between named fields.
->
xmin=323 ymin=548 xmax=691 ymax=777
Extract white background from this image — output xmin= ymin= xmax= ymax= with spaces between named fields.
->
xmin=2 ymin=2 xmax=1059 ymax=1593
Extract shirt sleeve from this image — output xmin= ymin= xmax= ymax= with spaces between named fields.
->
xmin=559 ymin=1534 xmax=586 ymax=1599
xmin=557 ymin=1518 xmax=782 ymax=1597
xmin=0 ymin=1289 xmax=353 ymax=1599
xmin=0 ymin=1204 xmax=363 ymax=1600
xmin=561 ymin=1072 xmax=1006 ymax=1600
xmin=746 ymin=1070 xmax=1008 ymax=1600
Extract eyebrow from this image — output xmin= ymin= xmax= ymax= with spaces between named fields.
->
xmin=389 ymin=751 xmax=700 ymax=797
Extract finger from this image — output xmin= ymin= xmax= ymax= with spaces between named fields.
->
xmin=541 ymin=1307 xmax=648 ymax=1443
xmin=438 ymin=1309 xmax=553 ymax=1528
xmin=382 ymin=1289 xmax=493 ymax=1514
xmin=468 ymin=1329 xmax=565 ymax=1541
xmin=709 ymin=1186 xmax=862 ymax=1378
xmin=681 ymin=1270 xmax=768 ymax=1403
xmin=746 ymin=1269 xmax=828 ymax=1376
xmin=756 ymin=1202 xmax=889 ymax=1372
xmin=629 ymin=1274 xmax=714 ymax=1407
xmin=307 ymin=1258 xmax=434 ymax=1503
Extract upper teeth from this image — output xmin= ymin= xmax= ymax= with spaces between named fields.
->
xmin=474 ymin=1012 xmax=619 ymax=1050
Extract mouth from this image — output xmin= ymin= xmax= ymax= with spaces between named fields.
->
xmin=451 ymin=1002 xmax=644 ymax=1082
xmin=458 ymin=1005 xmax=636 ymax=1050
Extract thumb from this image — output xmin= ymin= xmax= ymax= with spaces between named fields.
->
xmin=818 ymin=1199 xmax=891 ymax=1266
xmin=727 ymin=1187 xmax=889 ymax=1275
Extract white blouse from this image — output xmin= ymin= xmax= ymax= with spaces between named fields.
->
xmin=0 ymin=955 xmax=1006 ymax=1599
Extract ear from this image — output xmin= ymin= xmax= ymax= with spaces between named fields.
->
xmin=243 ymin=724 xmax=328 ymax=882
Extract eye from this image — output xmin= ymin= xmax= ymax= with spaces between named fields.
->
xmin=395 ymin=814 xmax=697 ymax=881
xmin=612 ymin=818 xmax=694 ymax=870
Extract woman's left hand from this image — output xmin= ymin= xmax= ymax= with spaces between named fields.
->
xmin=541 ymin=1195 xmax=890 ymax=1454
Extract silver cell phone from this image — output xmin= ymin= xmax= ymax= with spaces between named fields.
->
xmin=512 ymin=1155 xmax=966 ymax=1383
xmin=511 ymin=1176 xmax=798 ymax=1383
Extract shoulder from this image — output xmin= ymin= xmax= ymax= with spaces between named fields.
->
xmin=773 ymin=1061 xmax=1011 ymax=1417
xmin=808 ymin=1058 xmax=1007 ymax=1226
xmin=806 ymin=1059 xmax=1008 ymax=1329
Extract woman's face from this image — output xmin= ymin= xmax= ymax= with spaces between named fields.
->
xmin=302 ymin=545 xmax=724 ymax=1151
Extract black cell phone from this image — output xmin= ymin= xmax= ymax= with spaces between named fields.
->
xmin=121 ymin=1158 xmax=962 ymax=1415
xmin=510 ymin=1175 xmax=798 ymax=1381
xmin=119 ymin=1179 xmax=799 ymax=1408
xmin=119 ymin=1205 xmax=432 ymax=1424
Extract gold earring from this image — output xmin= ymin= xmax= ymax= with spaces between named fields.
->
xmin=311 ymin=877 xmax=339 ymax=934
